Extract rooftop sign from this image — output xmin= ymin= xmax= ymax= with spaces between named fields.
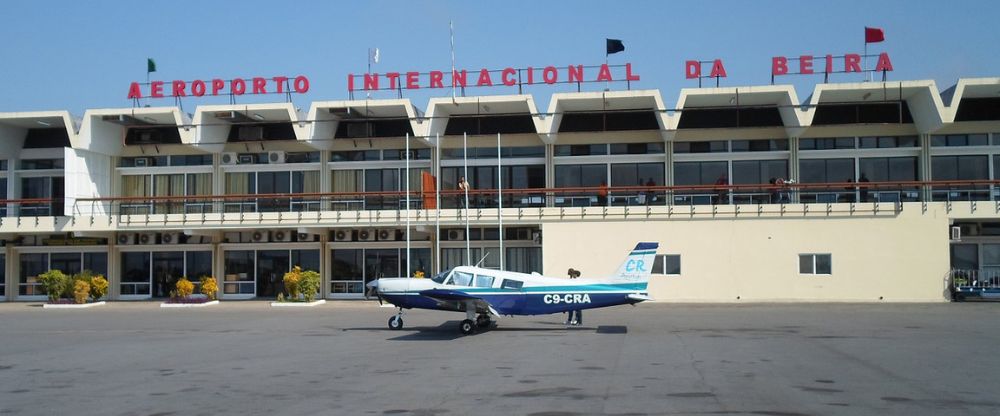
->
xmin=347 ymin=63 xmax=640 ymax=94
xmin=127 ymin=76 xmax=310 ymax=99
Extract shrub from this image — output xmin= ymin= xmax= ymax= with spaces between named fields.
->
xmin=283 ymin=267 xmax=302 ymax=300
xmin=299 ymin=270 xmax=321 ymax=302
xmin=73 ymin=279 xmax=91 ymax=304
xmin=175 ymin=278 xmax=195 ymax=298
xmin=200 ymin=276 xmax=218 ymax=301
xmin=89 ymin=275 xmax=109 ymax=302
xmin=38 ymin=270 xmax=70 ymax=302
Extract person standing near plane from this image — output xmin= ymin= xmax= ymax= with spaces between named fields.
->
xmin=566 ymin=268 xmax=583 ymax=326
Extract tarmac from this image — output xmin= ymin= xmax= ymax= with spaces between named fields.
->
xmin=0 ymin=301 xmax=998 ymax=416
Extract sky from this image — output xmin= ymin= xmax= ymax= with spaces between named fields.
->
xmin=0 ymin=0 xmax=997 ymax=116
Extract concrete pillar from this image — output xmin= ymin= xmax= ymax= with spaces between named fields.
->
xmin=919 ymin=133 xmax=933 ymax=201
xmin=788 ymin=137 xmax=800 ymax=203
xmin=4 ymin=243 xmax=13 ymax=301
xmin=545 ymin=143 xmax=554 ymax=207
xmin=320 ymin=232 xmax=329 ymax=298
xmin=108 ymin=242 xmax=120 ymax=300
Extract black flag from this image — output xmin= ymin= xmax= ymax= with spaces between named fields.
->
xmin=606 ymin=39 xmax=625 ymax=55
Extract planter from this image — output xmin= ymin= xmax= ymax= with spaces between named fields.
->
xmin=43 ymin=301 xmax=107 ymax=309
xmin=270 ymin=299 xmax=326 ymax=307
xmin=160 ymin=300 xmax=220 ymax=308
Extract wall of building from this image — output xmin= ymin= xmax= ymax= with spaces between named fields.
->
xmin=542 ymin=202 xmax=951 ymax=302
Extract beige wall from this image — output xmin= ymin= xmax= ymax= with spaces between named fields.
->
xmin=542 ymin=203 xmax=952 ymax=302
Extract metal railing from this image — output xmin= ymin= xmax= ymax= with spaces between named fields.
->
xmin=948 ymin=268 xmax=1000 ymax=301
xmin=8 ymin=179 xmax=997 ymax=218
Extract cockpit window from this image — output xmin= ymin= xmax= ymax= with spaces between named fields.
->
xmin=474 ymin=275 xmax=494 ymax=288
xmin=451 ymin=271 xmax=473 ymax=286
xmin=431 ymin=270 xmax=451 ymax=284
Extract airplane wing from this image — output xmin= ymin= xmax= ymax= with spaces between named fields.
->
xmin=627 ymin=293 xmax=652 ymax=303
xmin=419 ymin=289 xmax=500 ymax=316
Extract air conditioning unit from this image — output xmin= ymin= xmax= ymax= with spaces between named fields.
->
xmin=137 ymin=233 xmax=155 ymax=245
xmin=377 ymin=229 xmax=395 ymax=241
xmin=267 ymin=151 xmax=286 ymax=164
xmin=297 ymin=232 xmax=312 ymax=242
xmin=160 ymin=232 xmax=181 ymax=244
xmin=250 ymin=230 xmax=269 ymax=243
xmin=221 ymin=152 xmax=238 ymax=165
xmin=116 ymin=233 xmax=135 ymax=245
xmin=951 ymin=226 xmax=962 ymax=242
xmin=357 ymin=229 xmax=376 ymax=242
xmin=133 ymin=157 xmax=152 ymax=167
xmin=532 ymin=231 xmax=542 ymax=244
xmin=333 ymin=229 xmax=351 ymax=242
xmin=238 ymin=154 xmax=255 ymax=164
xmin=272 ymin=229 xmax=293 ymax=242
xmin=447 ymin=229 xmax=465 ymax=241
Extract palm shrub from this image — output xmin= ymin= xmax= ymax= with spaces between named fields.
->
xmin=200 ymin=276 xmax=218 ymax=301
xmin=73 ymin=279 xmax=90 ymax=304
xmin=175 ymin=277 xmax=195 ymax=298
xmin=38 ymin=270 xmax=70 ymax=302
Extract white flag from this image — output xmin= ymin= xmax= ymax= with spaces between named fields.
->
xmin=372 ymin=48 xmax=380 ymax=64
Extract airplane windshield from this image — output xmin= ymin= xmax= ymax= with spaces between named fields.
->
xmin=430 ymin=270 xmax=451 ymax=284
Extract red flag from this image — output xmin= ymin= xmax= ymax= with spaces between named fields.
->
xmin=865 ymin=27 xmax=885 ymax=43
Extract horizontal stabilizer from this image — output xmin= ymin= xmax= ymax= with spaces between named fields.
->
xmin=627 ymin=293 xmax=652 ymax=303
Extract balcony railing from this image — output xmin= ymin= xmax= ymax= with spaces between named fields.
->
xmin=22 ymin=179 xmax=1000 ymax=218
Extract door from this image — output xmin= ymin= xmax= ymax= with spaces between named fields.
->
xmin=365 ymin=249 xmax=399 ymax=286
xmin=257 ymin=250 xmax=290 ymax=298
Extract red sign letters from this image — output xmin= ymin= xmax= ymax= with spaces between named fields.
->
xmin=128 ymin=75 xmax=310 ymax=99
xmin=348 ymin=63 xmax=640 ymax=91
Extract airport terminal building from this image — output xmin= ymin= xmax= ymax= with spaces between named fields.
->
xmin=1 ymin=76 xmax=999 ymax=302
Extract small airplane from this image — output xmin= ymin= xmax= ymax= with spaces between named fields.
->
xmin=365 ymin=242 xmax=658 ymax=335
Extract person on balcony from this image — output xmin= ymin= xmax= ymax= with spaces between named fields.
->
xmin=457 ymin=176 xmax=470 ymax=208
xmin=597 ymin=181 xmax=609 ymax=206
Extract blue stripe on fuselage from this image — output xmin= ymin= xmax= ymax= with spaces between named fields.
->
xmin=380 ymin=291 xmax=642 ymax=315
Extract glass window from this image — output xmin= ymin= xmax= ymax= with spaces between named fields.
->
xmin=673 ymin=141 xmax=727 ymax=153
xmin=50 ymin=253 xmax=82 ymax=276
xmin=799 ymin=158 xmax=855 ymax=183
xmin=505 ymin=247 xmax=541 ymax=274
xmin=451 ymin=271 xmax=473 ymax=286
xmin=932 ymin=155 xmax=989 ymax=180
xmin=652 ymin=254 xmax=681 ymax=275
xmin=223 ymin=251 xmax=255 ymax=294
xmin=121 ymin=252 xmax=151 ymax=295
xmin=950 ymin=244 xmax=978 ymax=270
xmin=186 ymin=251 xmax=213 ymax=280
xmin=859 ymin=157 xmax=918 ymax=182
xmin=19 ymin=253 xmax=48 ymax=296
xmin=612 ymin=163 xmax=665 ymax=187
xmin=799 ymin=254 xmax=832 ymax=275
xmin=731 ymin=139 xmax=788 ymax=152
xmin=554 ymin=144 xmax=607 ymax=157
xmin=554 ymin=164 xmax=606 ymax=187
xmin=474 ymin=274 xmax=495 ymax=288
xmin=800 ymin=138 xmax=854 ymax=150
xmin=83 ymin=252 xmax=108 ymax=276
xmin=673 ymin=161 xmax=727 ymax=186
xmin=610 ymin=142 xmax=665 ymax=155
xmin=732 ymin=160 xmax=788 ymax=185
xmin=19 ymin=159 xmax=64 ymax=170
xmin=501 ymin=279 xmax=523 ymax=290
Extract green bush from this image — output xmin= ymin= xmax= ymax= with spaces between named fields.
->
xmin=283 ymin=267 xmax=302 ymax=300
xmin=66 ymin=270 xmax=96 ymax=299
xmin=299 ymin=270 xmax=321 ymax=302
xmin=38 ymin=270 xmax=70 ymax=302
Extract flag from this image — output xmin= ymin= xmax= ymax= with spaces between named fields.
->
xmin=865 ymin=27 xmax=885 ymax=43
xmin=372 ymin=48 xmax=380 ymax=64
xmin=147 ymin=58 xmax=157 ymax=73
xmin=606 ymin=38 xmax=625 ymax=55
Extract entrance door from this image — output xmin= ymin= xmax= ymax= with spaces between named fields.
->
xmin=257 ymin=250 xmax=290 ymax=298
xmin=365 ymin=249 xmax=400 ymax=286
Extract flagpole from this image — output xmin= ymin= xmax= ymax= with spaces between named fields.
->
xmin=865 ymin=40 xmax=870 ymax=82
xmin=434 ymin=133 xmax=441 ymax=274
xmin=464 ymin=132 xmax=471 ymax=266
xmin=450 ymin=21 xmax=457 ymax=101
xmin=497 ymin=132 xmax=503 ymax=271
xmin=405 ymin=132 xmax=411 ymax=278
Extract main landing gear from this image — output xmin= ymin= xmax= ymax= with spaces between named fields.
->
xmin=387 ymin=308 xmax=404 ymax=330
xmin=459 ymin=313 xmax=494 ymax=335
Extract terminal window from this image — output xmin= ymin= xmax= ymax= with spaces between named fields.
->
xmin=652 ymin=254 xmax=681 ymax=275
xmin=799 ymin=254 xmax=832 ymax=275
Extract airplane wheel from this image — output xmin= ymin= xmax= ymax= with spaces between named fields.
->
xmin=459 ymin=319 xmax=476 ymax=335
xmin=476 ymin=315 xmax=491 ymax=328
xmin=388 ymin=316 xmax=403 ymax=330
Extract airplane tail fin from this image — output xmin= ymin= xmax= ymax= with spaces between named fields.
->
xmin=609 ymin=242 xmax=659 ymax=287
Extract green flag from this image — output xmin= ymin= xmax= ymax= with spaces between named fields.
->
xmin=147 ymin=58 xmax=156 ymax=73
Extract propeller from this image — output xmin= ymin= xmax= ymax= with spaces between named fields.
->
xmin=364 ymin=283 xmax=383 ymax=305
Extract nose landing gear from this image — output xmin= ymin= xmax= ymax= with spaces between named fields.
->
xmin=387 ymin=307 xmax=404 ymax=330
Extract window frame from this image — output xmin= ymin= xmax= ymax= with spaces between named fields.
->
xmin=799 ymin=253 xmax=832 ymax=275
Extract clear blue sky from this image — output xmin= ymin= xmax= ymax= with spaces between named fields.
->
xmin=1 ymin=0 xmax=997 ymax=115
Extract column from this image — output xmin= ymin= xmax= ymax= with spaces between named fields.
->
xmin=544 ymin=143 xmax=554 ymax=207
xmin=788 ymin=137 xmax=800 ymax=203
xmin=320 ymin=232 xmax=330 ymax=298
xmin=919 ymin=133 xmax=933 ymax=202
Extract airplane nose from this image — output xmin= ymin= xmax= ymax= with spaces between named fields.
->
xmin=365 ymin=280 xmax=378 ymax=290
